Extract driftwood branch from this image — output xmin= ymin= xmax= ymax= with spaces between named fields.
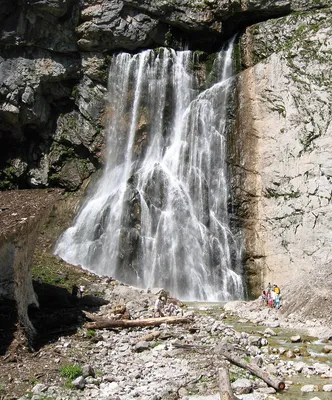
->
xmin=218 ymin=366 xmax=240 ymax=400
xmin=83 ymin=310 xmax=107 ymax=322
xmin=84 ymin=314 xmax=191 ymax=330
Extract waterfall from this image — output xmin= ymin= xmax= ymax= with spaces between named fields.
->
xmin=55 ymin=41 xmax=245 ymax=301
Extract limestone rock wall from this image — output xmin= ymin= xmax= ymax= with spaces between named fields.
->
xmin=2 ymin=0 xmax=329 ymax=191
xmin=0 ymin=0 xmax=104 ymax=191
xmin=1 ymin=0 xmax=331 ymax=299
xmin=231 ymin=8 xmax=332 ymax=296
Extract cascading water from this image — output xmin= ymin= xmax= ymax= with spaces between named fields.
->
xmin=55 ymin=41 xmax=245 ymax=301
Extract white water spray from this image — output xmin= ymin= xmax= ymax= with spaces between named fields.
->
xmin=55 ymin=42 xmax=244 ymax=301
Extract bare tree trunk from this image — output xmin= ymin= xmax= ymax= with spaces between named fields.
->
xmin=173 ymin=342 xmax=285 ymax=392
xmin=84 ymin=315 xmax=191 ymax=330
xmin=219 ymin=348 xmax=285 ymax=391
xmin=218 ymin=366 xmax=240 ymax=400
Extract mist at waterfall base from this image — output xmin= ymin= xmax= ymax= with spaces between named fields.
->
xmin=55 ymin=43 xmax=245 ymax=302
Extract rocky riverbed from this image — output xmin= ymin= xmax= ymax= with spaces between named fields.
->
xmin=1 ymin=269 xmax=332 ymax=400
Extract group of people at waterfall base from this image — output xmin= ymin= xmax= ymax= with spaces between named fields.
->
xmin=261 ymin=283 xmax=281 ymax=309
xmin=154 ymin=294 xmax=183 ymax=317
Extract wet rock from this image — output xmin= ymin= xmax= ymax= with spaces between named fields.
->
xmin=55 ymin=159 xmax=96 ymax=191
xmin=301 ymin=385 xmax=318 ymax=393
xmin=321 ymin=371 xmax=332 ymax=378
xmin=323 ymin=384 xmax=332 ymax=392
xmin=294 ymin=361 xmax=306 ymax=373
xmin=278 ymin=347 xmax=286 ymax=355
xmin=239 ymin=393 xmax=266 ymax=400
xmin=323 ymin=345 xmax=332 ymax=353
xmin=313 ymin=363 xmax=330 ymax=375
xmin=290 ymin=335 xmax=301 ymax=343
xmin=285 ymin=350 xmax=296 ymax=359
xmin=248 ymin=336 xmax=261 ymax=346
xmin=256 ymin=386 xmax=276 ymax=394
xmin=53 ymin=111 xmax=100 ymax=152
xmin=264 ymin=328 xmax=277 ymax=336
xmin=266 ymin=321 xmax=280 ymax=328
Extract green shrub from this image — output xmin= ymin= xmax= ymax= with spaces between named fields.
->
xmin=86 ymin=329 xmax=96 ymax=338
xmin=60 ymin=365 xmax=83 ymax=380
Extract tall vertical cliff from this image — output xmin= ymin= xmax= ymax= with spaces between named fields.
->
xmin=0 ymin=0 xmax=331 ymax=296
xmin=231 ymin=8 xmax=331 ymax=296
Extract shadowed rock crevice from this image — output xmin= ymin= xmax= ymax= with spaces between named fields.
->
xmin=28 ymin=280 xmax=109 ymax=350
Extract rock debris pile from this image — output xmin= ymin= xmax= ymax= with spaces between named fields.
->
xmin=11 ymin=278 xmax=332 ymax=400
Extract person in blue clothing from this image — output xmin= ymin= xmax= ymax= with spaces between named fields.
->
xmin=275 ymin=293 xmax=281 ymax=309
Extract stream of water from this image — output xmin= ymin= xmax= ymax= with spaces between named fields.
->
xmin=55 ymin=42 xmax=244 ymax=301
xmin=188 ymin=302 xmax=332 ymax=400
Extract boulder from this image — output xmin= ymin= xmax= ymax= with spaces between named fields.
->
xmin=134 ymin=341 xmax=150 ymax=352
xmin=290 ymin=335 xmax=301 ymax=343
xmin=72 ymin=376 xmax=86 ymax=390
xmin=231 ymin=378 xmax=252 ymax=394
xmin=82 ymin=365 xmax=96 ymax=378
xmin=301 ymin=385 xmax=318 ymax=393
xmin=323 ymin=345 xmax=332 ymax=353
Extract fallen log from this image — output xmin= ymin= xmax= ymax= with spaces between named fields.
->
xmin=218 ymin=366 xmax=240 ymax=400
xmin=84 ymin=316 xmax=191 ymax=330
xmin=173 ymin=342 xmax=285 ymax=392
xmin=82 ymin=310 xmax=112 ymax=322
xmin=219 ymin=347 xmax=285 ymax=392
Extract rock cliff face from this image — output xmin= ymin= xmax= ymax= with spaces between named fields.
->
xmin=231 ymin=8 xmax=332 ymax=296
xmin=0 ymin=189 xmax=63 ymax=349
xmin=0 ymin=0 xmax=331 ymax=295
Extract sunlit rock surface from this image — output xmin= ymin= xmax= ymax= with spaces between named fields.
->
xmin=0 ymin=0 xmax=331 ymax=298
xmin=231 ymin=9 xmax=332 ymax=295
